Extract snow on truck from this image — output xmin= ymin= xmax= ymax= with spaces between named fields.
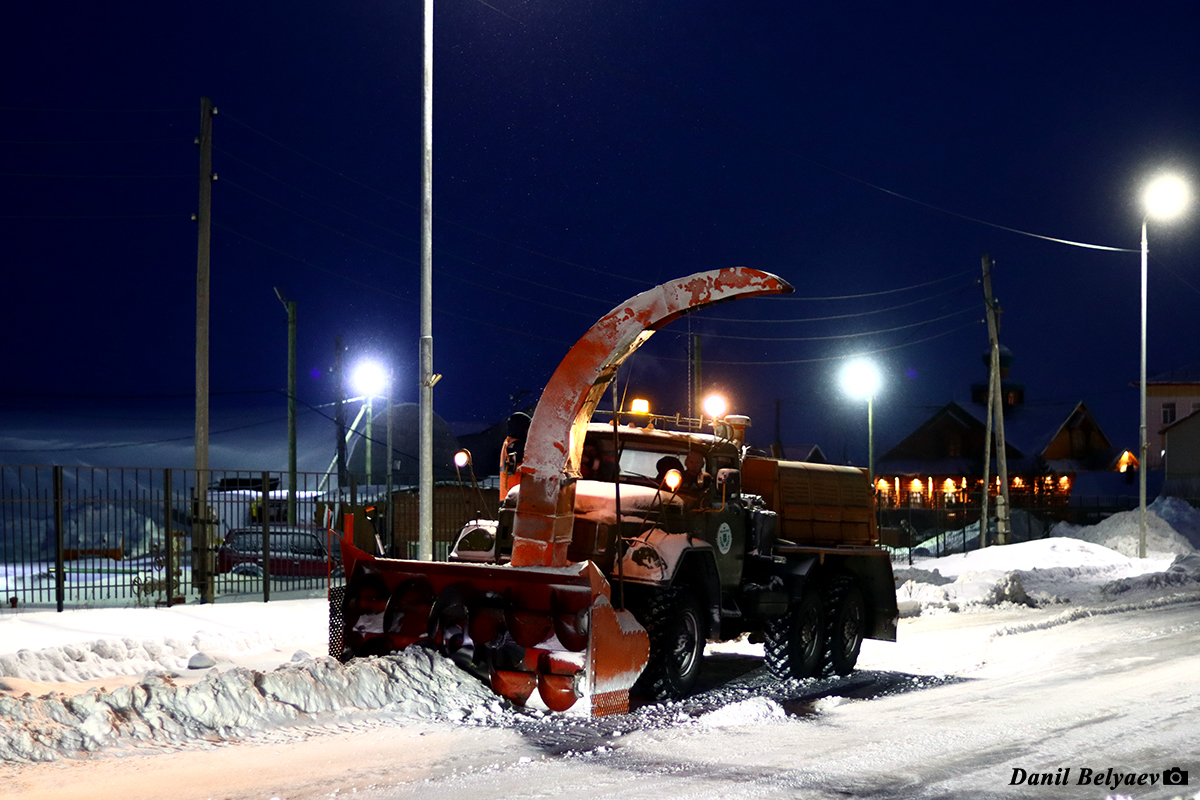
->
xmin=331 ymin=267 xmax=898 ymax=716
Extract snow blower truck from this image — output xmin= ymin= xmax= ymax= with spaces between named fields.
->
xmin=330 ymin=267 xmax=899 ymax=716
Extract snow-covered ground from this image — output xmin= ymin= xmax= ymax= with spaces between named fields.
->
xmin=3 ymin=503 xmax=1200 ymax=799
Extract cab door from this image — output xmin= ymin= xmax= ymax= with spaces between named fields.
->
xmin=687 ymin=447 xmax=746 ymax=588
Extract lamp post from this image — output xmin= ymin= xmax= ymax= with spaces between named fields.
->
xmin=1139 ymin=174 xmax=1190 ymax=559
xmin=840 ymin=359 xmax=882 ymax=482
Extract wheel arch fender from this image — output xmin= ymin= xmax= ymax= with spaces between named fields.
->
xmin=620 ymin=529 xmax=720 ymax=634
xmin=817 ymin=554 xmax=898 ymax=642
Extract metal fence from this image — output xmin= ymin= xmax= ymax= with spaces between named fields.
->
xmin=3 ymin=462 xmax=1183 ymax=607
xmin=0 ymin=465 xmax=495 ymax=611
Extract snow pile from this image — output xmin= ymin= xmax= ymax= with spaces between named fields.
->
xmin=900 ymin=537 xmax=1185 ymax=615
xmin=1054 ymin=504 xmax=1195 ymax=559
xmin=0 ymin=637 xmax=192 ymax=683
xmin=1146 ymin=496 xmax=1200 ymax=549
xmin=0 ymin=599 xmax=326 ymax=683
xmin=0 ymin=648 xmax=508 ymax=763
xmin=696 ymin=697 xmax=786 ymax=727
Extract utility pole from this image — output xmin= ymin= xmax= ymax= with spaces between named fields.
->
xmin=773 ymin=398 xmax=783 ymax=458
xmin=193 ymin=96 xmax=216 ymax=602
xmin=417 ymin=0 xmax=437 ymax=562
xmin=386 ymin=367 xmax=395 ymax=556
xmin=982 ymin=254 xmax=1012 ymax=545
xmin=274 ymin=288 xmax=297 ymax=525
xmin=691 ymin=334 xmax=703 ymax=419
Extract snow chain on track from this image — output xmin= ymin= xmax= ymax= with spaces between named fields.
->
xmin=763 ymin=613 xmax=793 ymax=681
xmin=821 ymin=574 xmax=864 ymax=677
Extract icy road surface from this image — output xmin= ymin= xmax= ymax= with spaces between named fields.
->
xmin=4 ymin=594 xmax=1200 ymax=800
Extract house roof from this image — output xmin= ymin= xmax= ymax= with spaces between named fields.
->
xmin=877 ymin=398 xmax=1117 ymax=477
xmin=1161 ymin=407 xmax=1200 ymax=435
xmin=1148 ymin=362 xmax=1200 ymax=384
xmin=780 ymin=444 xmax=826 ymax=463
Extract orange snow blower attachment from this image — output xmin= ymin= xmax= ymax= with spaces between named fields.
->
xmin=336 ymin=541 xmax=650 ymax=715
xmin=333 ymin=267 xmax=793 ymax=715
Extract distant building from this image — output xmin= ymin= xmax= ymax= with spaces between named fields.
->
xmin=875 ymin=348 xmax=1135 ymax=509
xmin=1162 ymin=408 xmax=1200 ymax=497
xmin=1142 ymin=363 xmax=1200 ymax=469
xmin=771 ymin=444 xmax=827 ymax=464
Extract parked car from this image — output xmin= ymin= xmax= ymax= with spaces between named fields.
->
xmin=216 ymin=525 xmax=342 ymax=578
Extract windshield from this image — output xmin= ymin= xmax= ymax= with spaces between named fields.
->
xmin=581 ymin=432 xmax=704 ymax=487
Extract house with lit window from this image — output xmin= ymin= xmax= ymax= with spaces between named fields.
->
xmin=1141 ymin=363 xmax=1200 ymax=470
xmin=875 ymin=349 xmax=1136 ymax=509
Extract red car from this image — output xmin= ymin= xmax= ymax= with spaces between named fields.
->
xmin=216 ymin=525 xmax=343 ymax=578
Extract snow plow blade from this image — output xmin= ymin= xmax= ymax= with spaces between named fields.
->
xmin=332 ymin=538 xmax=650 ymax=717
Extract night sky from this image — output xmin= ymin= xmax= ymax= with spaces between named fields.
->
xmin=3 ymin=2 xmax=1199 ymax=470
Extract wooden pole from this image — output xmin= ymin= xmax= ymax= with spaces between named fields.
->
xmin=982 ymin=254 xmax=1012 ymax=545
xmin=194 ymin=96 xmax=215 ymax=602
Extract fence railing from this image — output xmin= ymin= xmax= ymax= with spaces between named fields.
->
xmin=0 ymin=465 xmax=496 ymax=611
xmin=2 ymin=462 xmax=1183 ymax=608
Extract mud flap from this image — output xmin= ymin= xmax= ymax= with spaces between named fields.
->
xmin=337 ymin=539 xmax=649 ymax=716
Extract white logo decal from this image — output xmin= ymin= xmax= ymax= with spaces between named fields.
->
xmin=717 ymin=522 xmax=733 ymax=555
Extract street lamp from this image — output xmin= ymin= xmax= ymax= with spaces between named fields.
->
xmin=840 ymin=359 xmax=882 ymax=481
xmin=352 ymin=361 xmax=388 ymax=484
xmin=1139 ymin=174 xmax=1190 ymax=559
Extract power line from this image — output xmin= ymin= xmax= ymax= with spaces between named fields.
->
xmin=0 ymin=413 xmax=295 ymax=453
xmin=625 ymin=72 xmax=1137 ymax=254
xmin=700 ymin=280 xmax=975 ymax=324
xmin=690 ymin=306 xmax=977 ymax=342
xmin=771 ymin=269 xmax=977 ymax=302
xmin=660 ymin=319 xmax=984 ymax=366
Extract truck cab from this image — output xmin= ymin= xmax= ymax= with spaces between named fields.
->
xmin=451 ymin=413 xmax=897 ymax=702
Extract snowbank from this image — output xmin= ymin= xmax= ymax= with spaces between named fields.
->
xmin=0 ymin=648 xmax=508 ymax=763
xmin=897 ymin=501 xmax=1200 ymax=616
xmin=1054 ymin=503 xmax=1195 ymax=559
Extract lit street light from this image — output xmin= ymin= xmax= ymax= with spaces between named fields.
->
xmin=1139 ymin=174 xmax=1190 ymax=559
xmin=351 ymin=361 xmax=388 ymax=484
xmin=840 ymin=359 xmax=882 ymax=481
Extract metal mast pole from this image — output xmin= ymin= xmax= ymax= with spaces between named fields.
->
xmin=1139 ymin=220 xmax=1148 ymax=559
xmin=418 ymin=0 xmax=436 ymax=561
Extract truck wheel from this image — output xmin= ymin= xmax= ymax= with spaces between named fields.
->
xmin=823 ymin=577 xmax=865 ymax=676
xmin=764 ymin=591 xmax=824 ymax=680
xmin=636 ymin=588 xmax=707 ymax=702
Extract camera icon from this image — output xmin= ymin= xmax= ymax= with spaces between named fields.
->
xmin=1163 ymin=767 xmax=1188 ymax=786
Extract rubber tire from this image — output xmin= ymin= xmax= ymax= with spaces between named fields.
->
xmin=764 ymin=591 xmax=825 ymax=680
xmin=636 ymin=588 xmax=707 ymax=702
xmin=823 ymin=577 xmax=865 ymax=677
